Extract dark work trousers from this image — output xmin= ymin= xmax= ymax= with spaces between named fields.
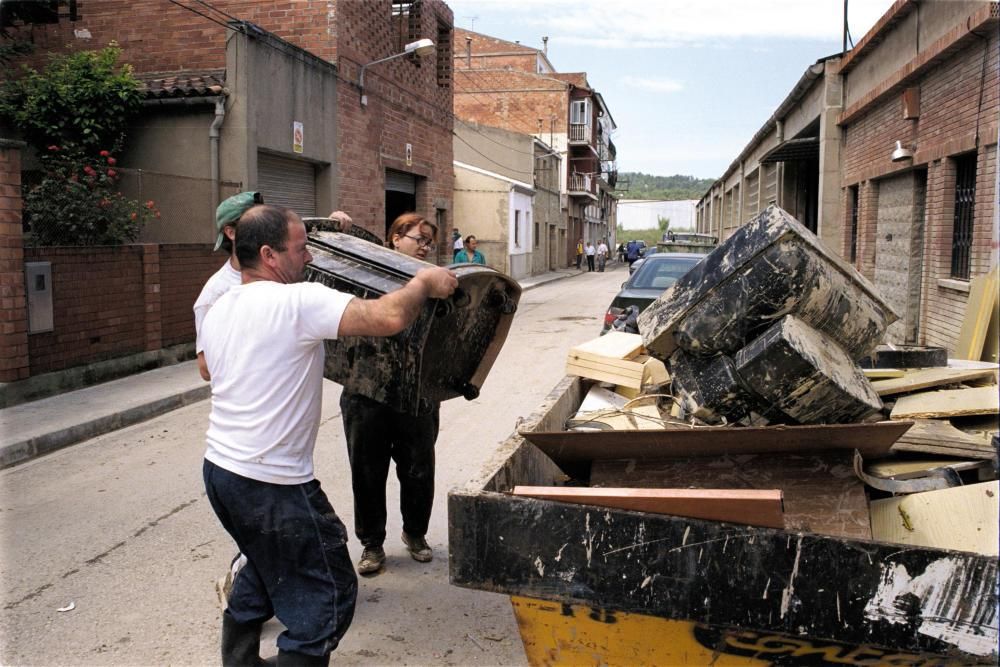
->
xmin=586 ymin=255 xmax=595 ymax=271
xmin=340 ymin=392 xmax=440 ymax=548
xmin=203 ymin=460 xmax=358 ymax=657
xmin=575 ymin=253 xmax=582 ymax=269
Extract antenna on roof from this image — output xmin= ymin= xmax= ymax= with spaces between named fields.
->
xmin=463 ymin=15 xmax=478 ymax=31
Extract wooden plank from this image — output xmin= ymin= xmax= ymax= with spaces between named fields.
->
xmin=615 ymin=357 xmax=670 ymax=398
xmin=566 ymin=361 xmax=644 ymax=388
xmin=890 ymin=385 xmax=999 ymax=419
xmin=520 ymin=420 xmax=913 ymax=463
xmin=870 ymin=481 xmax=999 ymax=556
xmin=512 ymin=485 xmax=785 ymax=529
xmin=872 ymin=366 xmax=997 ymax=396
xmin=864 ymin=368 xmax=905 ymax=379
xmin=865 ymin=458 xmax=990 ymax=479
xmin=591 ymin=452 xmax=870 ymax=540
xmin=568 ymin=332 xmax=644 ymax=364
xmin=954 ymin=267 xmax=999 ymax=361
xmin=890 ymin=418 xmax=997 ymax=460
xmin=566 ymin=356 xmax=644 ymax=379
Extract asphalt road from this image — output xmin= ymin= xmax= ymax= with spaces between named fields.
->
xmin=1 ymin=264 xmax=625 ymax=666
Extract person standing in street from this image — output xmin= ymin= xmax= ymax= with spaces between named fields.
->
xmin=575 ymin=238 xmax=584 ymax=269
xmin=454 ymin=234 xmax=486 ymax=265
xmin=585 ymin=241 xmax=596 ymax=272
xmin=453 ymin=229 xmax=463 ymax=260
xmin=201 ymin=205 xmax=457 ymax=667
xmin=626 ymin=239 xmax=640 ymax=268
xmin=340 ymin=212 xmax=447 ymax=578
xmin=596 ymin=239 xmax=609 ymax=272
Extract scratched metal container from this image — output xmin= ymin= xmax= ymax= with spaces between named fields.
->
xmin=638 ymin=205 xmax=900 ymax=362
xmin=304 ymin=231 xmax=520 ymax=415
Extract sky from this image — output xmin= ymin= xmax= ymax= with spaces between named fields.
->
xmin=445 ymin=0 xmax=897 ymax=179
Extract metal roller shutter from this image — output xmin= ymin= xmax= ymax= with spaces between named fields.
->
xmin=257 ymin=152 xmax=316 ymax=218
xmin=385 ymin=169 xmax=417 ymax=194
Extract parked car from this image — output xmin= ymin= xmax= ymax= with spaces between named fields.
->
xmin=602 ymin=252 xmax=706 ymax=332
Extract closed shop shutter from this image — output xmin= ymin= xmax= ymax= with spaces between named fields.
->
xmin=385 ymin=169 xmax=416 ymax=194
xmin=257 ymin=152 xmax=316 ymax=218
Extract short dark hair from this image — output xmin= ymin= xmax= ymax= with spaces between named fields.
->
xmin=235 ymin=205 xmax=293 ymax=269
xmin=465 ymin=235 xmax=477 ymax=244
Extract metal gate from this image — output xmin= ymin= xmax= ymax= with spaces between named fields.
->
xmin=257 ymin=152 xmax=316 ymax=218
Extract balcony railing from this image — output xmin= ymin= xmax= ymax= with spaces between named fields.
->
xmin=568 ymin=172 xmax=596 ymax=198
xmin=569 ymin=123 xmax=592 ymax=144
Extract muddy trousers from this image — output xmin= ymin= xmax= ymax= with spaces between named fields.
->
xmin=340 ymin=392 xmax=440 ymax=548
xmin=203 ymin=460 xmax=358 ymax=660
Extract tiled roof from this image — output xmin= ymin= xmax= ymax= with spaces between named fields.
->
xmin=138 ymin=70 xmax=227 ymax=99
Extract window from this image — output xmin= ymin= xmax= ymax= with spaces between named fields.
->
xmin=570 ymin=100 xmax=589 ymax=125
xmin=514 ymin=210 xmax=521 ymax=247
xmin=849 ymin=186 xmax=859 ymax=263
xmin=951 ymin=153 xmax=976 ymax=280
xmin=534 ymin=221 xmax=539 ymax=247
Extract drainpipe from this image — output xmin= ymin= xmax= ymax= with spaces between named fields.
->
xmin=209 ymin=97 xmax=227 ymax=215
xmin=465 ymin=37 xmax=472 ymax=68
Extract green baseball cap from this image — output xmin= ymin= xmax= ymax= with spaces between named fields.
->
xmin=214 ymin=191 xmax=262 ymax=251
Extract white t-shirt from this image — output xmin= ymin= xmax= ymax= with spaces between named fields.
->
xmin=585 ymin=245 xmax=596 ymax=256
xmin=597 ymin=243 xmax=608 ymax=256
xmin=453 ymin=237 xmax=463 ymax=252
xmin=202 ymin=281 xmax=354 ymax=484
xmin=193 ymin=260 xmax=242 ymax=353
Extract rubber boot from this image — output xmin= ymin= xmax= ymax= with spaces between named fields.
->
xmin=221 ymin=611 xmax=264 ymax=667
xmin=276 ymin=649 xmax=330 ymax=666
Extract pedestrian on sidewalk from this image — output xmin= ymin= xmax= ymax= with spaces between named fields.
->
xmin=575 ymin=238 xmax=584 ymax=269
xmin=340 ymin=212 xmax=448 ymax=578
xmin=596 ymin=239 xmax=609 ymax=272
xmin=453 ymin=229 xmax=463 ymax=260
xmin=617 ymin=242 xmax=626 ymax=264
xmin=201 ymin=205 xmax=457 ymax=666
xmin=454 ymin=234 xmax=486 ymax=265
xmin=585 ymin=241 xmax=596 ymax=272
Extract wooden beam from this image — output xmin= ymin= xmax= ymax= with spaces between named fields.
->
xmin=890 ymin=386 xmax=999 ymax=419
xmin=870 ymin=481 xmax=998 ymax=556
xmin=872 ymin=367 xmax=998 ymax=396
xmin=891 ymin=419 xmax=997 ymax=459
xmin=954 ymin=267 xmax=999 ymax=361
xmin=512 ymin=486 xmax=785 ymax=529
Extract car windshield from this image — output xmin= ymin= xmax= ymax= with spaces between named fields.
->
xmin=628 ymin=257 xmax=700 ymax=290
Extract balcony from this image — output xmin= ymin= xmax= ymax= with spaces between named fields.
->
xmin=569 ymin=123 xmax=591 ymax=144
xmin=568 ymin=172 xmax=598 ymax=200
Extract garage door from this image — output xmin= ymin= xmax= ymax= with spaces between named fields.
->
xmin=257 ymin=152 xmax=316 ymax=218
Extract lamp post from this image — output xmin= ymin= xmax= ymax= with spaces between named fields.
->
xmin=359 ymin=38 xmax=435 ymax=107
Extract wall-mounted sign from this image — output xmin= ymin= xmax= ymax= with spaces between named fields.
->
xmin=293 ymin=121 xmax=304 ymax=154
xmin=406 ymin=143 xmax=412 ymax=167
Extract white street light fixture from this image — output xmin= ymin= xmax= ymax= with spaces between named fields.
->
xmin=359 ymin=39 xmax=435 ymax=106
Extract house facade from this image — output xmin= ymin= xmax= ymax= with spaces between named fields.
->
xmin=4 ymin=0 xmax=455 ymax=251
xmin=452 ymin=28 xmax=618 ymax=266
xmin=452 ymin=122 xmax=563 ymax=277
xmin=696 ymin=0 xmax=998 ymax=354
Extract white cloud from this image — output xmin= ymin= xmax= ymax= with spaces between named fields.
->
xmin=449 ymin=0 xmax=896 ymax=48
xmin=621 ymin=75 xmax=684 ymax=93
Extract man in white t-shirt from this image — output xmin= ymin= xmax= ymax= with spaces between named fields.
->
xmin=596 ymin=239 xmax=609 ymax=272
xmin=193 ymin=191 xmax=262 ymax=381
xmin=201 ymin=204 xmax=457 ymax=667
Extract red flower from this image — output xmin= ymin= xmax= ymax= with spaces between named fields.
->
xmin=154 ymin=211 xmax=161 ymax=218
xmin=106 ymin=169 xmax=117 ymax=178
xmin=83 ymin=165 xmax=96 ymax=176
xmin=99 ymin=150 xmax=110 ymax=157
xmin=106 ymin=157 xmax=117 ymax=166
xmin=145 ymin=200 xmax=155 ymax=209
xmin=130 ymin=212 xmax=137 ymax=221
xmin=47 ymin=145 xmax=60 ymax=152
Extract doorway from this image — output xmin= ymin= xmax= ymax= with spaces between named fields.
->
xmin=385 ymin=169 xmax=417 ymax=237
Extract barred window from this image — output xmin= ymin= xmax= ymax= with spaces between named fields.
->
xmin=950 ymin=153 xmax=976 ymax=280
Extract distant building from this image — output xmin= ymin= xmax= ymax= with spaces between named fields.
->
xmin=618 ymin=200 xmax=698 ymax=231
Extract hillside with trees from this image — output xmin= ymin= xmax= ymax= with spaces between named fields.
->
xmin=618 ymin=172 xmax=716 ymax=201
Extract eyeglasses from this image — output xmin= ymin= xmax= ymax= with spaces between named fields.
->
xmin=403 ymin=234 xmax=436 ymax=249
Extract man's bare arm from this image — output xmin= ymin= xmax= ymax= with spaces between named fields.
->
xmin=197 ymin=351 xmax=211 ymax=381
xmin=338 ymin=266 xmax=457 ymax=337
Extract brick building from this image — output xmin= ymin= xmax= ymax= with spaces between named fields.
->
xmin=0 ymin=1 xmax=455 ymax=388
xmin=452 ymin=28 xmax=619 ymax=266
xmin=697 ymin=0 xmax=998 ymax=354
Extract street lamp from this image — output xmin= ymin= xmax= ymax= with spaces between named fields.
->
xmin=359 ymin=38 xmax=435 ymax=107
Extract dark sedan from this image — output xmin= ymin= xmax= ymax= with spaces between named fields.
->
xmin=602 ymin=252 xmax=706 ymax=332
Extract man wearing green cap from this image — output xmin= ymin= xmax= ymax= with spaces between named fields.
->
xmin=194 ymin=192 xmax=263 ymax=381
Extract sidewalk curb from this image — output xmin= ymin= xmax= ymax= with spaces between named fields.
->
xmin=519 ymin=269 xmax=586 ymax=292
xmin=0 ymin=385 xmax=210 ymax=470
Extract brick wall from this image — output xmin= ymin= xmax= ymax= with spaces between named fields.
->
xmin=454 ymin=69 xmax=568 ymax=136
xmin=20 ymin=244 xmax=221 ymax=375
xmin=842 ymin=26 xmax=998 ymax=352
xmin=0 ymin=142 xmax=29 ymax=382
xmin=333 ymin=0 xmax=454 ymax=242
xmin=160 ymin=245 xmax=223 ymax=347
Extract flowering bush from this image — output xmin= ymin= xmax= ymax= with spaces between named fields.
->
xmin=1 ymin=45 xmax=158 ymax=245
xmin=25 ymin=147 xmax=159 ymax=246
